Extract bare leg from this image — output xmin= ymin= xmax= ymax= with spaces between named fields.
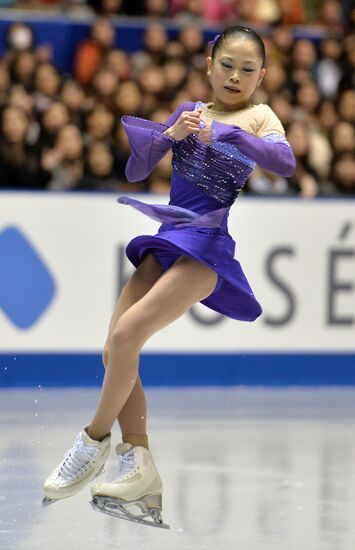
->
xmin=88 ymin=256 xmax=218 ymax=441
xmin=101 ymin=253 xmax=164 ymax=448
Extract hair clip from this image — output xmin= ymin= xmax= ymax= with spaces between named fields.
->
xmin=208 ymin=33 xmax=221 ymax=47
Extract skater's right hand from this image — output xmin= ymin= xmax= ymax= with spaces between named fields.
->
xmin=163 ymin=110 xmax=202 ymax=141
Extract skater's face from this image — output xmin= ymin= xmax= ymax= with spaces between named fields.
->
xmin=206 ymin=38 xmax=266 ymax=111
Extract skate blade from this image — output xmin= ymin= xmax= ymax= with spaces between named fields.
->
xmin=42 ymin=497 xmax=59 ymax=507
xmin=91 ymin=496 xmax=170 ymax=530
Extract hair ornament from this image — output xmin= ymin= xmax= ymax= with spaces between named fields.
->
xmin=208 ymin=34 xmax=221 ymax=47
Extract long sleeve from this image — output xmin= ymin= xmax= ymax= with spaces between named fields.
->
xmin=211 ymin=121 xmax=296 ymax=178
xmin=123 ymin=101 xmax=195 ymax=182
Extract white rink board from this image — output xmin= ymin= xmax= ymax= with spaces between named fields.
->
xmin=0 ymin=192 xmax=354 ymax=352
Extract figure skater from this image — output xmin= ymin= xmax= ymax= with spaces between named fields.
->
xmin=43 ymin=26 xmax=296 ymax=528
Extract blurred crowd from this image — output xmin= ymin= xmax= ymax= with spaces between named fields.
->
xmin=0 ymin=4 xmax=354 ymax=197
xmin=4 ymin=0 xmax=354 ymax=27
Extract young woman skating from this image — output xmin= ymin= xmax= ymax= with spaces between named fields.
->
xmin=43 ymin=26 xmax=296 ymax=528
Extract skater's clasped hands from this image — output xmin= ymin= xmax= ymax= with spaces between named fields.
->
xmin=164 ymin=109 xmax=212 ymax=144
xmin=198 ymin=120 xmax=212 ymax=145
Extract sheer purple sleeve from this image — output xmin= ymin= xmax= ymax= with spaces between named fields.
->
xmin=122 ymin=101 xmax=195 ymax=182
xmin=211 ymin=121 xmax=296 ymax=177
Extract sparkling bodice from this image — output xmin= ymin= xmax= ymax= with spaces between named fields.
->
xmin=120 ymin=100 xmax=294 ymax=240
xmin=171 ymin=133 xmax=255 ymax=207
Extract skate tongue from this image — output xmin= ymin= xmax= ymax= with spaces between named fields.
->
xmin=116 ymin=443 xmax=133 ymax=456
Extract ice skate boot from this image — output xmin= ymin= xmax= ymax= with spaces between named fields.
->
xmin=91 ymin=443 xmax=169 ymax=529
xmin=42 ymin=427 xmax=111 ymax=506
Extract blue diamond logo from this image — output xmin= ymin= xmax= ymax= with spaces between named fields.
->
xmin=0 ymin=226 xmax=56 ymax=329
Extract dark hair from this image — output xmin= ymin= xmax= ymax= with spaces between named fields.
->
xmin=211 ymin=26 xmax=266 ymax=67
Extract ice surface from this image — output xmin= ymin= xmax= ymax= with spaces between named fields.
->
xmin=1 ymin=387 xmax=355 ymax=550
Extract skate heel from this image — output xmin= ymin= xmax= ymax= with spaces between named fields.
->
xmin=142 ymin=493 xmax=162 ymax=511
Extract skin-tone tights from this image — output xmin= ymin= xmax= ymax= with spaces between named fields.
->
xmin=87 ymin=254 xmax=218 ymax=447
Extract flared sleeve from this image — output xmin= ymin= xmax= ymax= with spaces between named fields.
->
xmin=122 ymin=101 xmax=195 ymax=182
xmin=211 ymin=115 xmax=296 ymax=178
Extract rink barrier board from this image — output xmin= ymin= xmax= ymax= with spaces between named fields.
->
xmin=2 ymin=194 xmax=355 ymax=354
xmin=0 ymin=353 xmax=355 ymax=387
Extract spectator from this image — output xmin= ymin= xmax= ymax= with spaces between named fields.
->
xmin=9 ymin=51 xmax=37 ymax=91
xmin=150 ymin=107 xmax=172 ymax=123
xmin=84 ymin=104 xmax=115 ymax=144
xmin=330 ymin=152 xmax=355 ymax=195
xmin=5 ymin=21 xmax=52 ymax=66
xmin=143 ymin=24 xmax=168 ymax=65
xmin=136 ymin=65 xmax=166 ymax=111
xmin=263 ymin=60 xmax=287 ymax=96
xmin=87 ymin=0 xmax=123 ymax=15
xmin=77 ymin=140 xmax=118 ymax=190
xmin=179 ymin=25 xmax=204 ymax=61
xmin=185 ymin=69 xmax=211 ymax=103
xmin=131 ymin=24 xmax=168 ymax=75
xmin=42 ymin=124 xmax=84 ymax=190
xmin=337 ymin=90 xmax=355 ymax=123
xmin=38 ymin=101 xmax=70 ymax=150
xmin=171 ymin=0 xmax=235 ymax=23
xmin=33 ymin=62 xmax=61 ymax=112
xmin=145 ymin=0 xmax=169 ymax=17
xmin=286 ymin=120 xmax=319 ymax=197
xmin=295 ymin=81 xmax=322 ymax=121
xmin=271 ymin=26 xmax=293 ymax=62
xmin=0 ymin=105 xmax=48 ymax=189
xmin=163 ymin=59 xmax=188 ymax=101
xmin=339 ymin=35 xmax=355 ymax=91
xmin=269 ymin=94 xmax=294 ymax=127
xmin=91 ymin=67 xmax=119 ymax=110
xmin=278 ymin=0 xmax=305 ymax=25
xmin=74 ymin=17 xmax=115 ymax=87
xmin=5 ymin=22 xmax=34 ymax=57
xmin=198 ymin=0 xmax=235 ymax=23
xmin=317 ymin=100 xmax=338 ymax=134
xmin=164 ymin=41 xmax=186 ymax=62
xmin=114 ymin=80 xmax=143 ymax=117
xmin=0 ymin=61 xmax=10 ymax=105
xmin=60 ymin=79 xmax=90 ymax=126
xmin=294 ymin=82 xmax=333 ymax=180
xmin=330 ymin=122 xmax=355 ymax=155
xmin=288 ymin=39 xmax=318 ymax=87
xmin=113 ymin=122 xmax=144 ymax=192
xmin=7 ymin=84 xmax=34 ymax=115
xmin=315 ymin=0 xmax=346 ymax=33
xmin=316 ymin=37 xmax=343 ymax=99
xmin=234 ymin=0 xmax=279 ymax=25
xmin=105 ymin=49 xmax=131 ymax=81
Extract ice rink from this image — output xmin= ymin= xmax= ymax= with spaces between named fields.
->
xmin=1 ymin=387 xmax=355 ymax=550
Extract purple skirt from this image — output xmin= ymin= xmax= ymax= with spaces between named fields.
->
xmin=118 ymin=196 xmax=262 ymax=321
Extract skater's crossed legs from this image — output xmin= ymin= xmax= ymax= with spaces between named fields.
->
xmin=88 ymin=255 xmax=218 ymax=442
xmin=102 ymin=253 xmax=164 ymax=448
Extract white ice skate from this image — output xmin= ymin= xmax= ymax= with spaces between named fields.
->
xmin=42 ymin=427 xmax=111 ymax=506
xmin=90 ymin=443 xmax=169 ymax=529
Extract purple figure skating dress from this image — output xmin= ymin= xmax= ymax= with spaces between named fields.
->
xmin=118 ymin=101 xmax=296 ymax=321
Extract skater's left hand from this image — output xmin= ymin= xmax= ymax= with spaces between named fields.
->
xmin=199 ymin=120 xmax=212 ymax=144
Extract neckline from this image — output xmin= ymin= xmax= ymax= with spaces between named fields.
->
xmin=205 ymin=102 xmax=257 ymax=114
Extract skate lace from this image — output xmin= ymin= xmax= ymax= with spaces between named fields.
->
xmin=55 ymin=435 xmax=99 ymax=481
xmin=115 ymin=450 xmax=137 ymax=481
